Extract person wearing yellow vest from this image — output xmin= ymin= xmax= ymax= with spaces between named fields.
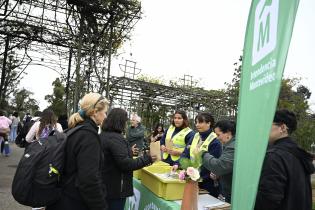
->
xmin=173 ymin=112 xmax=222 ymax=197
xmin=160 ymin=110 xmax=195 ymax=166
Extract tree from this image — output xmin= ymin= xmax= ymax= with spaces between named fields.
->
xmin=12 ymin=88 xmax=39 ymax=114
xmin=134 ymin=75 xmax=172 ymax=130
xmin=225 ymin=55 xmax=242 ymax=117
xmin=225 ymin=56 xmax=314 ymax=150
xmin=0 ymin=52 xmax=26 ymax=107
xmin=277 ymin=78 xmax=309 ymax=117
xmin=45 ymin=78 xmax=66 ymax=117
xmin=66 ymin=0 xmax=142 ymax=107
xmin=277 ymin=78 xmax=314 ymax=150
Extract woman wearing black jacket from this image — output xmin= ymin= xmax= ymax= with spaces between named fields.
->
xmin=100 ymin=108 xmax=156 ymax=210
xmin=47 ymin=93 xmax=109 ymax=210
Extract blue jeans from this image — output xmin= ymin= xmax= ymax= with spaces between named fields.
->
xmin=10 ymin=125 xmax=17 ymax=142
xmin=108 ymin=198 xmax=126 ymax=210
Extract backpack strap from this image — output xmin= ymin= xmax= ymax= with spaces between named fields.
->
xmin=62 ymin=125 xmax=88 ymax=187
xmin=64 ymin=125 xmax=85 ymax=136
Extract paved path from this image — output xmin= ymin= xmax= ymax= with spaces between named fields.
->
xmin=0 ymin=143 xmax=28 ymax=210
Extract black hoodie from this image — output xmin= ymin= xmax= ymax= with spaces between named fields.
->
xmin=255 ymin=137 xmax=314 ymax=210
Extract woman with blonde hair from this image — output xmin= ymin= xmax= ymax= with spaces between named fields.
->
xmin=47 ymin=93 xmax=109 ymax=210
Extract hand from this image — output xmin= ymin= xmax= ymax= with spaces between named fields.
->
xmin=168 ymin=149 xmax=180 ymax=156
xmin=167 ymin=149 xmax=173 ymax=155
xmin=150 ymin=154 xmax=158 ymax=162
xmin=161 ymin=145 xmax=167 ymax=152
xmin=210 ymin=172 xmax=219 ymax=180
xmin=172 ymin=164 xmax=178 ymax=172
xmin=131 ymin=144 xmax=139 ymax=156
xmin=192 ymin=147 xmax=202 ymax=156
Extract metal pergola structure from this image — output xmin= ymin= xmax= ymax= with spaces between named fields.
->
xmin=0 ymin=0 xmax=234 ymax=128
xmin=0 ymin=0 xmax=141 ymax=110
xmin=107 ymin=75 xmax=232 ymax=128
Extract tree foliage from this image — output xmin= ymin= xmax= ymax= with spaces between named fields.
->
xmin=0 ymin=52 xmax=26 ymax=107
xmin=225 ymin=55 xmax=242 ymax=116
xmin=227 ymin=56 xmax=314 ymax=150
xmin=12 ymin=88 xmax=39 ymax=114
xmin=277 ymin=78 xmax=314 ymax=149
xmin=133 ymin=74 xmax=172 ymax=130
xmin=45 ymin=78 xmax=66 ymax=117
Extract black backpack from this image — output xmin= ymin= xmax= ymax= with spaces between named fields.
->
xmin=12 ymin=125 xmax=83 ymax=207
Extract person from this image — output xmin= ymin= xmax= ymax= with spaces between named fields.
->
xmin=160 ymin=110 xmax=195 ymax=166
xmin=202 ymin=120 xmax=236 ymax=203
xmin=58 ymin=114 xmax=68 ymax=130
xmin=26 ymin=109 xmax=63 ymax=143
xmin=255 ymin=109 xmax=315 ymax=210
xmin=126 ymin=113 xmax=146 ymax=152
xmin=9 ymin=112 xmax=20 ymax=142
xmin=150 ymin=123 xmax=164 ymax=142
xmin=46 ymin=93 xmax=109 ymax=210
xmin=15 ymin=111 xmax=41 ymax=148
xmin=23 ymin=113 xmax=32 ymax=123
xmin=100 ymin=108 xmax=156 ymax=210
xmin=174 ymin=112 xmax=222 ymax=197
xmin=0 ymin=110 xmax=12 ymax=156
xmin=31 ymin=111 xmax=42 ymax=123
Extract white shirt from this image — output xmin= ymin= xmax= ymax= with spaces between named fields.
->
xmin=26 ymin=121 xmax=63 ymax=142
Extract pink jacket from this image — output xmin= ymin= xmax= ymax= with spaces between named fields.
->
xmin=0 ymin=116 xmax=12 ymax=130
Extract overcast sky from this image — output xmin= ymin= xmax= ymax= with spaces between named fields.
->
xmin=21 ymin=0 xmax=315 ymax=112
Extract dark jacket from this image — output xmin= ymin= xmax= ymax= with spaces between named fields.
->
xmin=202 ymin=138 xmax=235 ymax=203
xmin=100 ymin=131 xmax=152 ymax=199
xmin=126 ymin=124 xmax=145 ymax=150
xmin=255 ymin=137 xmax=314 ymax=210
xmin=46 ymin=118 xmax=107 ymax=210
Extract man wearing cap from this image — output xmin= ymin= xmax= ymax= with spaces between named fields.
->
xmin=255 ymin=109 xmax=314 ymax=210
xmin=126 ymin=113 xmax=145 ymax=153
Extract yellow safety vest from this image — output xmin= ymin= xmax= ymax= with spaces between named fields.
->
xmin=163 ymin=125 xmax=192 ymax=161
xmin=189 ymin=132 xmax=217 ymax=167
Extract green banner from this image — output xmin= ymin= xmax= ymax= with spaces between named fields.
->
xmin=232 ymin=1 xmax=299 ymax=210
xmin=124 ymin=178 xmax=180 ymax=210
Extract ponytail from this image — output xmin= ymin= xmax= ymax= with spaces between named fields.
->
xmin=68 ymin=113 xmax=84 ymax=129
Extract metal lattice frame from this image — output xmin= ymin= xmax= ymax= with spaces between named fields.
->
xmin=0 ymin=0 xmax=234 ymax=126
xmin=0 ymin=0 xmax=141 ymax=110
xmin=0 ymin=0 xmax=141 ymax=49
xmin=108 ymin=76 xmax=233 ymax=125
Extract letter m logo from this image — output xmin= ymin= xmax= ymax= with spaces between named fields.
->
xmin=252 ymin=0 xmax=279 ymax=65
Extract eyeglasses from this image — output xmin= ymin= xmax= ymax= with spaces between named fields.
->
xmin=272 ymin=123 xmax=289 ymax=132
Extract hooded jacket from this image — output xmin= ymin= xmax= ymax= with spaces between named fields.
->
xmin=255 ymin=137 xmax=315 ymax=210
